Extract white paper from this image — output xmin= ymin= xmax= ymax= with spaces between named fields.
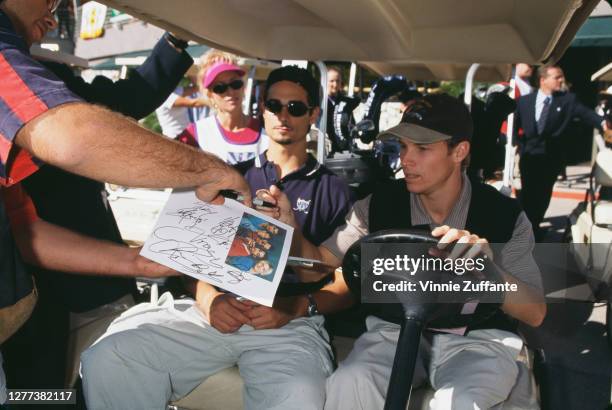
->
xmin=140 ymin=189 xmax=294 ymax=306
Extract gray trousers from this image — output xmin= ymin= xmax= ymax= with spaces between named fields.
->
xmin=81 ymin=293 xmax=333 ymax=410
xmin=325 ymin=316 xmax=532 ymax=410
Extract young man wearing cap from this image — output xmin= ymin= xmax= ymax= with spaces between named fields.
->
xmin=259 ymin=94 xmax=546 ymax=409
xmin=80 ymin=66 xmax=353 ymax=410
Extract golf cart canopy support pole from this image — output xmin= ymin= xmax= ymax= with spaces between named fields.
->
xmin=315 ymin=60 xmax=328 ymax=164
xmin=463 ymin=63 xmax=480 ymax=111
xmin=348 ymin=62 xmax=357 ymax=98
xmin=503 ymin=67 xmax=518 ymax=190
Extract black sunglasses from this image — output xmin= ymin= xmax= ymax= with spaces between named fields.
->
xmin=211 ymin=79 xmax=244 ymax=94
xmin=264 ymin=99 xmax=311 ymax=117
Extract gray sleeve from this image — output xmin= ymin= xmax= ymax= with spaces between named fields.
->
xmin=321 ymin=195 xmax=372 ymax=260
xmin=499 ymin=211 xmax=543 ymax=291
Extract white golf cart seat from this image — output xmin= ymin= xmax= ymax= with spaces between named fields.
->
xmin=593 ymin=149 xmax=612 ymax=226
xmin=594 ymin=201 xmax=612 ymax=226
xmin=66 ymin=295 xmax=134 ymax=387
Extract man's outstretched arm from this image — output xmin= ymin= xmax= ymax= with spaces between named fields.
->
xmin=14 ymin=103 xmax=251 ymax=204
xmin=13 ymin=219 xmax=176 ymax=278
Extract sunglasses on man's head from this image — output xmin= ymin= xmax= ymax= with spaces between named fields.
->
xmin=264 ymin=99 xmax=311 ymax=117
xmin=48 ymin=0 xmax=62 ymax=13
xmin=211 ymin=79 xmax=244 ymax=94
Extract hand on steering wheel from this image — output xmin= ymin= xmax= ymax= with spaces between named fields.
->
xmin=431 ymin=225 xmax=494 ymax=262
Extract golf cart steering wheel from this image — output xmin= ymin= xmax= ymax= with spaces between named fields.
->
xmin=341 ymin=228 xmax=503 ymax=410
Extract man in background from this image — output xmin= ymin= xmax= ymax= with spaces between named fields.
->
xmin=156 ymin=82 xmax=205 ymax=138
xmin=515 ymin=64 xmax=606 ymax=240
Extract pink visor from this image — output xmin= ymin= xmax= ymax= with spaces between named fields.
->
xmin=203 ymin=62 xmax=246 ymax=89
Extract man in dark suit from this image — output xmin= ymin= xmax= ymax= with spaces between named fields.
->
xmin=515 ymin=64 xmax=606 ymax=240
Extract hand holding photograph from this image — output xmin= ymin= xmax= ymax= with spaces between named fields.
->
xmin=140 ymin=189 xmax=293 ymax=306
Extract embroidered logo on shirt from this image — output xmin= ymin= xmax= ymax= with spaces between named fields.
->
xmin=293 ymin=197 xmax=311 ymax=214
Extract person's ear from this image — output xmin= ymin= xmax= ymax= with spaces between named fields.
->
xmin=454 ymin=141 xmax=470 ymax=163
xmin=309 ymin=106 xmax=321 ymax=125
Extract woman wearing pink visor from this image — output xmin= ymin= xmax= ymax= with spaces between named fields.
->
xmin=178 ymin=51 xmax=268 ymax=164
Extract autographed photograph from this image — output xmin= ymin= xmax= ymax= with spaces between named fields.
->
xmin=225 ymin=213 xmax=287 ymax=282
xmin=140 ymin=190 xmax=293 ymax=306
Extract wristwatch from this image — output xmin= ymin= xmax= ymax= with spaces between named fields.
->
xmin=164 ymin=32 xmax=189 ymax=51
xmin=306 ymin=293 xmax=320 ymax=317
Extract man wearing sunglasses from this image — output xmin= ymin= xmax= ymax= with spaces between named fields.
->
xmin=80 ymin=66 xmax=353 ymax=410
xmin=0 ymin=0 xmax=250 ymax=403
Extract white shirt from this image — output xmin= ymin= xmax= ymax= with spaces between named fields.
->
xmin=535 ymin=90 xmax=552 ymax=123
xmin=515 ymin=76 xmax=533 ymax=96
xmin=155 ymin=86 xmax=190 ymax=138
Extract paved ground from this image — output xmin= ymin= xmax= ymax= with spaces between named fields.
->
xmin=521 ymin=163 xmax=611 ymax=410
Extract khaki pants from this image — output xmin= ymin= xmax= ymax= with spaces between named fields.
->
xmin=0 ymin=288 xmax=37 ymax=345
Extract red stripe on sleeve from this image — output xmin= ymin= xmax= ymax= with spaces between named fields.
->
xmin=1 ymin=183 xmax=38 ymax=228
xmin=0 ymin=132 xmax=38 ymax=187
xmin=0 ymin=133 xmax=10 ymax=166
xmin=0 ymin=53 xmax=49 ymax=122
xmin=6 ymin=147 xmax=38 ymax=185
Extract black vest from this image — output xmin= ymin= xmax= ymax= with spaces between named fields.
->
xmin=0 ymin=198 xmax=33 ymax=309
xmin=369 ymin=178 xmax=522 ymax=334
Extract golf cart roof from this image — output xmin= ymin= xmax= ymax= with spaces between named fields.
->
xmin=591 ymin=61 xmax=612 ymax=82
xmin=99 ymin=0 xmax=598 ymax=66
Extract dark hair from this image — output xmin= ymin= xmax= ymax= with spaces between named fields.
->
xmin=264 ymin=65 xmax=320 ymax=108
xmin=537 ymin=64 xmax=562 ymax=81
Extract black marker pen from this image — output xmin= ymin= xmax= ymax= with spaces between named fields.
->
xmin=219 ymin=190 xmax=276 ymax=208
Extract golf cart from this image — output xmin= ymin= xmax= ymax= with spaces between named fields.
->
xmin=69 ymin=0 xmax=602 ymax=408
xmin=566 ymin=62 xmax=612 ymax=345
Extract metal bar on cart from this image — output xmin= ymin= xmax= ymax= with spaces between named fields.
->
xmin=315 ymin=61 xmax=329 ymax=164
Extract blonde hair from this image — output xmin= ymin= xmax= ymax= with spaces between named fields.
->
xmin=197 ymin=49 xmax=239 ymax=107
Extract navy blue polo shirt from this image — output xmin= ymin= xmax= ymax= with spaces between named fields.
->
xmin=236 ymin=152 xmax=352 ymax=249
xmin=235 ymin=152 xmax=351 ymax=293
xmin=0 ymin=10 xmax=81 ymax=308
